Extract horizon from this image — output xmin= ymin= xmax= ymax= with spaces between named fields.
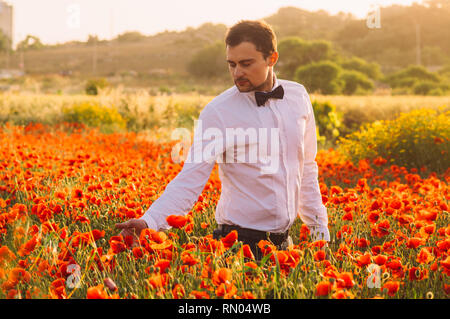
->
xmin=3 ymin=0 xmax=424 ymax=47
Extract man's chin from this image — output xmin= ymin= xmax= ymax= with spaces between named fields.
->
xmin=235 ymin=84 xmax=254 ymax=93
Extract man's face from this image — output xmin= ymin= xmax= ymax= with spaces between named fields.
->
xmin=226 ymin=41 xmax=277 ymax=92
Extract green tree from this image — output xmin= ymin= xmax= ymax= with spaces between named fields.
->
xmin=187 ymin=41 xmax=227 ymax=79
xmin=0 ymin=30 xmax=11 ymax=53
xmin=339 ymin=70 xmax=374 ymax=95
xmin=438 ymin=63 xmax=450 ymax=80
xmin=17 ymin=35 xmax=44 ymax=51
xmin=311 ymin=100 xmax=342 ymax=146
xmin=85 ymin=78 xmax=109 ymax=95
xmin=340 ymin=56 xmax=382 ymax=80
xmin=116 ymin=31 xmax=146 ymax=43
xmin=334 ymin=2 xmax=450 ymax=68
xmin=277 ymin=37 xmax=334 ymax=79
xmin=295 ymin=61 xmax=342 ymax=94
xmin=384 ymin=65 xmax=441 ymax=88
xmin=86 ymin=34 xmax=99 ymax=46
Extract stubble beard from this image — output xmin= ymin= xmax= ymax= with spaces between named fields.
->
xmin=235 ymin=70 xmax=273 ymax=93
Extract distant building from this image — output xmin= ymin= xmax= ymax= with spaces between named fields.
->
xmin=0 ymin=1 xmax=13 ymax=50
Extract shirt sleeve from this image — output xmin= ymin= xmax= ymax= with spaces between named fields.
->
xmin=298 ymin=89 xmax=330 ymax=241
xmin=140 ymin=105 xmax=225 ymax=231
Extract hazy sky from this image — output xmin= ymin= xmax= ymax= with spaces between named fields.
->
xmin=4 ymin=0 xmax=422 ymax=46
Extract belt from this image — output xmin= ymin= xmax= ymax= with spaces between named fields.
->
xmin=216 ymin=224 xmax=289 ymax=246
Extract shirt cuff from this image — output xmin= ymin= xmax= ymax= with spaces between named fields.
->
xmin=309 ymin=225 xmax=330 ymax=242
xmin=139 ymin=213 xmax=159 ymax=231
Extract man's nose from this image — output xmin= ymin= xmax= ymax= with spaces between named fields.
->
xmin=233 ymin=66 xmax=244 ymax=78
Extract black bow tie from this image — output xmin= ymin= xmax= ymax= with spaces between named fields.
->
xmin=254 ymin=85 xmax=284 ymax=107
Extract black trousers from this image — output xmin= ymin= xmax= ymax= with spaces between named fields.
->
xmin=213 ymin=224 xmax=290 ymax=261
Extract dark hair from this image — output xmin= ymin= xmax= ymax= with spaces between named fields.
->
xmin=225 ymin=20 xmax=277 ymax=59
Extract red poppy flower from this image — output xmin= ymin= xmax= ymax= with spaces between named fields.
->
xmin=154 ymin=259 xmax=171 ymax=274
xmin=172 ymin=283 xmax=185 ymax=299
xmin=416 ymin=247 xmax=434 ymax=264
xmin=337 ymin=272 xmax=354 ymax=289
xmin=221 ymin=230 xmax=238 ymax=248
xmin=109 ymin=236 xmax=127 ymax=254
xmin=316 ymin=281 xmax=333 ymax=296
xmin=374 ymin=254 xmax=387 ymax=266
xmin=382 ymin=281 xmax=400 ymax=297
xmin=242 ymin=244 xmax=255 ymax=260
xmin=212 ymin=268 xmax=232 ymax=286
xmin=356 ymin=253 xmax=371 ymax=268
xmin=166 ymin=215 xmax=188 ymax=229
xmin=87 ymin=284 xmax=109 ymax=299
xmin=314 ymin=250 xmax=326 ymax=261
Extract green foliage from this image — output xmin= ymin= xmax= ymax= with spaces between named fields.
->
xmin=338 ymin=108 xmax=450 ymax=174
xmin=438 ymin=63 xmax=450 ymax=79
xmin=187 ymin=41 xmax=228 ymax=79
xmin=277 ymin=37 xmax=334 ymax=79
xmin=295 ymin=61 xmax=342 ymax=94
xmin=338 ymin=70 xmax=374 ymax=95
xmin=266 ymin=6 xmax=352 ymax=41
xmin=158 ymin=86 xmax=172 ymax=95
xmin=161 ymin=99 xmax=202 ymax=129
xmin=338 ymin=107 xmax=369 ymax=138
xmin=62 ymin=102 xmax=126 ymax=133
xmin=86 ymin=35 xmax=99 ymax=46
xmin=5 ymin=2 xmax=450 ymax=87
xmin=385 ymin=65 xmax=441 ymax=88
xmin=17 ymin=35 xmax=44 ymax=51
xmin=85 ymin=78 xmax=109 ymax=95
xmin=311 ymin=100 xmax=342 ymax=146
xmin=413 ymin=80 xmax=440 ymax=95
xmin=339 ymin=56 xmax=382 ymax=80
xmin=335 ymin=2 xmax=450 ymax=68
xmin=116 ymin=31 xmax=147 ymax=43
xmin=0 ymin=30 xmax=11 ymax=53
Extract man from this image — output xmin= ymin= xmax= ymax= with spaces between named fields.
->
xmin=116 ymin=20 xmax=330 ymax=260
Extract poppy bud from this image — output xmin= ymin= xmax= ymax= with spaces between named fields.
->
xmin=103 ymin=277 xmax=117 ymax=291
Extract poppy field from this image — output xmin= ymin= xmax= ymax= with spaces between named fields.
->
xmin=0 ymin=121 xmax=449 ymax=299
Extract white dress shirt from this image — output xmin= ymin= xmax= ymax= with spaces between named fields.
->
xmin=140 ymin=73 xmax=330 ymax=241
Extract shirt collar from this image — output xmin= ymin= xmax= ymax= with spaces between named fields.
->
xmin=239 ymin=73 xmax=281 ymax=105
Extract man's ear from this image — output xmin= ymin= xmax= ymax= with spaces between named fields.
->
xmin=268 ymin=51 xmax=279 ymax=67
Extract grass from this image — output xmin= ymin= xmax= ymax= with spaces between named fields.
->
xmin=0 ymin=89 xmax=449 ymax=141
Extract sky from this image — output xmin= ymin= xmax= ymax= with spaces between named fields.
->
xmin=3 ymin=0 xmax=423 ymax=47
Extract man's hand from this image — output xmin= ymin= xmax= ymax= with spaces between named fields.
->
xmin=115 ymin=219 xmax=148 ymax=244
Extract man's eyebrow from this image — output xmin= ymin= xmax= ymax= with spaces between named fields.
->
xmin=226 ymin=59 xmax=255 ymax=64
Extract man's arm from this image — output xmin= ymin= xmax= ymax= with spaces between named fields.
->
xmin=116 ymin=105 xmax=225 ymax=236
xmin=298 ymin=90 xmax=330 ymax=242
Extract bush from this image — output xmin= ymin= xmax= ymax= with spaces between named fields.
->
xmin=311 ymin=100 xmax=342 ymax=146
xmin=187 ymin=41 xmax=227 ymax=79
xmin=277 ymin=37 xmax=334 ymax=80
xmin=385 ymin=65 xmax=441 ymax=89
xmin=338 ymin=70 xmax=374 ymax=95
xmin=340 ymin=56 xmax=382 ymax=80
xmin=85 ymin=78 xmax=109 ymax=95
xmin=295 ymin=61 xmax=342 ymax=94
xmin=161 ymin=99 xmax=202 ymax=129
xmin=336 ymin=107 xmax=369 ymax=138
xmin=429 ymin=88 xmax=444 ymax=96
xmin=338 ymin=108 xmax=450 ymax=174
xmin=62 ymin=102 xmax=126 ymax=133
xmin=413 ymin=80 xmax=438 ymax=95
